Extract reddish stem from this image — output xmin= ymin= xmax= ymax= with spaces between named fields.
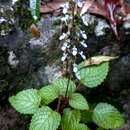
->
xmin=56 ymin=96 xmax=62 ymax=112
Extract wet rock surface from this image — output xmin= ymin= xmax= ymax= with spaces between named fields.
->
xmin=109 ymin=56 xmax=130 ymax=130
xmin=0 ymin=5 xmax=62 ymax=129
xmin=0 ymin=105 xmax=30 ymax=130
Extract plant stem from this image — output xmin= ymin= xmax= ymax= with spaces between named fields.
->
xmin=65 ymin=76 xmax=71 ymax=97
xmin=56 ymin=96 xmax=62 ymax=112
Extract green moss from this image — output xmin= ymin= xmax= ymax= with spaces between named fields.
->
xmin=0 ymin=5 xmax=15 ymax=36
xmin=45 ymin=32 xmax=61 ymax=65
xmin=14 ymin=0 xmax=34 ymax=30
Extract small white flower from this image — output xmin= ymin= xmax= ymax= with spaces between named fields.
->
xmin=63 ymin=8 xmax=68 ymax=14
xmin=75 ymin=0 xmax=83 ymax=8
xmin=80 ymin=40 xmax=87 ymax=48
xmin=73 ymin=67 xmax=78 ymax=73
xmin=75 ymin=72 xmax=81 ymax=80
xmin=12 ymin=0 xmax=18 ymax=5
xmin=61 ymin=14 xmax=69 ymax=23
xmin=61 ymin=53 xmax=68 ymax=62
xmin=61 ymin=56 xmax=66 ymax=62
xmin=67 ymin=31 xmax=70 ymax=35
xmin=73 ymin=63 xmax=80 ymax=79
xmin=73 ymin=63 xmax=78 ymax=73
xmin=72 ymin=46 xmax=78 ymax=56
xmin=59 ymin=33 xmax=67 ymax=40
xmin=82 ymin=55 xmax=86 ymax=60
xmin=66 ymin=39 xmax=70 ymax=43
xmin=61 ymin=42 xmax=68 ymax=51
xmin=79 ymin=51 xmax=86 ymax=60
xmin=33 ymin=15 xmax=38 ymax=20
xmin=80 ymin=30 xmax=87 ymax=39
xmin=61 ymin=2 xmax=69 ymax=14
xmin=61 ymin=46 xmax=66 ymax=51
xmin=82 ymin=34 xmax=87 ymax=39
xmin=77 ymin=2 xmax=83 ymax=8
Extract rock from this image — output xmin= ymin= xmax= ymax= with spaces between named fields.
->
xmin=81 ymin=13 xmax=110 ymax=36
xmin=95 ymin=20 xmax=110 ymax=36
xmin=0 ymin=106 xmax=30 ymax=130
xmin=0 ymin=5 xmax=15 ymax=37
xmin=29 ymin=16 xmax=60 ymax=48
xmin=8 ymin=51 xmax=19 ymax=67
xmin=0 ymin=12 xmax=61 ymax=92
xmin=107 ymin=55 xmax=130 ymax=130
xmin=108 ymin=55 xmax=130 ymax=92
xmin=0 ymin=3 xmax=61 ymax=104
xmin=115 ymin=96 xmax=130 ymax=130
xmin=44 ymin=64 xmax=62 ymax=83
xmin=81 ymin=13 xmax=95 ymax=26
xmin=0 ymin=0 xmax=12 ymax=5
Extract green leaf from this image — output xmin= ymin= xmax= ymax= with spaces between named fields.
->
xmin=53 ymin=78 xmax=76 ymax=96
xmin=61 ymin=108 xmax=81 ymax=130
xmin=75 ymin=123 xmax=89 ymax=130
xmin=38 ymin=85 xmax=58 ymax=105
xmin=69 ymin=93 xmax=89 ymax=110
xmin=92 ymin=103 xmax=124 ymax=129
xmin=9 ymin=89 xmax=41 ymax=114
xmin=81 ymin=110 xmax=93 ymax=123
xmin=96 ymin=127 xmax=105 ymax=130
xmin=30 ymin=106 xmax=61 ymax=130
xmin=77 ymin=62 xmax=109 ymax=88
xmin=29 ymin=0 xmax=41 ymax=20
